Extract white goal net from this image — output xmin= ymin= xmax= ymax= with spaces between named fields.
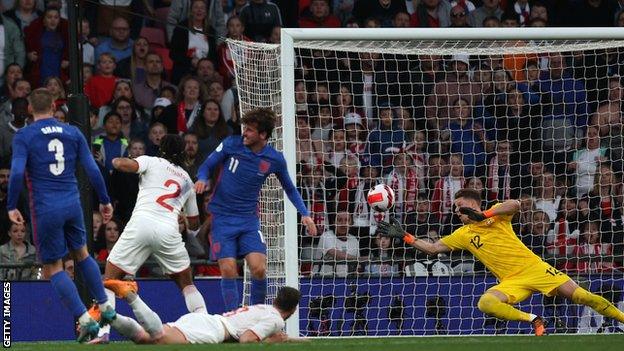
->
xmin=229 ymin=29 xmax=624 ymax=336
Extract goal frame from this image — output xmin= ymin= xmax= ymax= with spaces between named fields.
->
xmin=279 ymin=27 xmax=624 ymax=337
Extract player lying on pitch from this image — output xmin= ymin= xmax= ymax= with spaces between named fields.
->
xmin=104 ymin=280 xmax=304 ymax=344
xmin=377 ymin=188 xmax=624 ymax=336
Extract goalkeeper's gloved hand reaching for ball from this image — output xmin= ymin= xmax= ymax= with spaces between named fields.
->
xmin=457 ymin=207 xmax=487 ymax=222
xmin=376 ymin=217 xmax=417 ymax=245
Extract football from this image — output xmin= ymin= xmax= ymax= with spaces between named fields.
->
xmin=367 ymin=184 xmax=395 ymax=212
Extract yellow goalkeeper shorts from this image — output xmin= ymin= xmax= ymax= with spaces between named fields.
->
xmin=486 ymin=261 xmax=571 ymax=304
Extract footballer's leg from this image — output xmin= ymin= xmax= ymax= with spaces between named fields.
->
xmin=218 ymin=257 xmax=240 ymax=311
xmin=170 ymin=267 xmax=207 ymax=313
xmin=557 ymin=280 xmax=624 ymax=323
xmin=212 ymin=215 xmax=241 ymax=311
xmin=240 ymin=219 xmax=268 ymax=305
xmin=478 ymin=284 xmax=545 ymax=336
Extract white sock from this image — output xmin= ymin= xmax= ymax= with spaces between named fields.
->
xmin=111 ymin=313 xmax=149 ymax=342
xmin=129 ymin=295 xmax=163 ymax=338
xmin=78 ymin=311 xmax=93 ymax=326
xmin=183 ymin=285 xmax=207 ymax=313
xmin=529 ymin=313 xmax=538 ymax=322
xmin=97 ymin=288 xmax=116 ymax=336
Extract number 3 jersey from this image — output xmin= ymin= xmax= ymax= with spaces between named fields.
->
xmin=440 ymin=203 xmax=543 ymax=280
xmin=7 ymin=118 xmax=110 ymax=213
xmin=132 ymin=156 xmax=198 ymax=227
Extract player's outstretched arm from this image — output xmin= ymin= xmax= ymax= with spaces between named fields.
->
xmin=275 ymin=156 xmax=317 ymax=235
xmin=263 ymin=331 xmax=309 ymax=343
xmin=377 ymin=218 xmax=450 ymax=256
xmin=112 ymin=157 xmax=139 ymax=173
xmin=196 ymin=141 xmax=228 ymax=193
xmin=458 ymin=199 xmax=521 ymax=222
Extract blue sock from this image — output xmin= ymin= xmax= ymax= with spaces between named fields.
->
xmin=76 ymin=256 xmax=108 ymax=305
xmin=50 ymin=271 xmax=87 ymax=317
xmin=250 ymin=278 xmax=267 ymax=305
xmin=221 ymin=278 xmax=239 ymax=312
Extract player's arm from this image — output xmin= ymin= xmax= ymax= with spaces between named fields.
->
xmin=275 ymin=155 xmax=317 ymax=235
xmin=238 ymin=330 xmax=261 ymax=343
xmin=77 ymin=132 xmax=113 ymax=222
xmin=112 ymin=157 xmax=139 ymax=173
xmin=457 ymin=199 xmax=521 ymax=222
xmin=195 ymin=140 xmax=228 ymax=193
xmin=263 ymin=331 xmax=309 ymax=343
xmin=377 ymin=218 xmax=451 ymax=256
xmin=6 ymin=134 xmax=27 ymax=224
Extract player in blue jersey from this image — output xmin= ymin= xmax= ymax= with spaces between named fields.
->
xmin=195 ymin=108 xmax=317 ymax=311
xmin=6 ymin=88 xmax=116 ymax=342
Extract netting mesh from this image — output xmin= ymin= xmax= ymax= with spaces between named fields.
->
xmin=229 ymin=37 xmax=624 ymax=336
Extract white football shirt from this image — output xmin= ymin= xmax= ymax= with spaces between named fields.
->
xmin=220 ymin=305 xmax=285 ymax=341
xmin=132 ymin=156 xmax=199 ymax=226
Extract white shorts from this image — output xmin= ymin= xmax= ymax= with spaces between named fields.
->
xmin=107 ymin=216 xmax=190 ymax=275
xmin=167 ymin=313 xmax=226 ymax=344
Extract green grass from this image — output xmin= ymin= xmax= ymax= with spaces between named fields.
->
xmin=10 ymin=335 xmax=624 ymax=351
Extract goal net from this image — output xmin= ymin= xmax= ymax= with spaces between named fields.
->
xmin=229 ymin=29 xmax=624 ymax=336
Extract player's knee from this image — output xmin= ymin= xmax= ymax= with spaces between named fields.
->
xmin=249 ymin=264 xmax=266 ymax=279
xmin=572 ymin=287 xmax=608 ymax=310
xmin=477 ymin=293 xmax=499 ymax=314
xmin=219 ymin=263 xmax=238 ymax=278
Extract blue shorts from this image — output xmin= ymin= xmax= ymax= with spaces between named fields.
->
xmin=209 ymin=214 xmax=266 ymax=260
xmin=32 ymin=204 xmax=86 ymax=263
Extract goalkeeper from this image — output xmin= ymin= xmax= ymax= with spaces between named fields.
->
xmin=377 ymin=188 xmax=624 ymax=336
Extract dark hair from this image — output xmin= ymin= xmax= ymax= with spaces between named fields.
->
xmin=454 ymin=188 xmax=482 ymax=203
xmin=241 ymin=108 xmax=276 ymax=139
xmin=111 ymin=96 xmax=138 ymax=121
xmin=103 ymin=111 xmax=122 ymax=124
xmin=273 ymin=286 xmax=300 ymax=312
xmin=159 ymin=134 xmax=185 ymax=167
xmin=192 ymin=99 xmax=230 ymax=141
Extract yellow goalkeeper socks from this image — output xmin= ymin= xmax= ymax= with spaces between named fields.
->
xmin=572 ymin=287 xmax=624 ymax=323
xmin=477 ymin=293 xmax=532 ymax=322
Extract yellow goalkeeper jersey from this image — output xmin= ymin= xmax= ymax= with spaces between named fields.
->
xmin=440 ymin=204 xmax=542 ymax=280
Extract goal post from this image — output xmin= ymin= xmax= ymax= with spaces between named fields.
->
xmin=229 ymin=27 xmax=624 ymax=337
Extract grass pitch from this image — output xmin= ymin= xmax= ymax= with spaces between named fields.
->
xmin=11 ymin=335 xmax=624 ymax=351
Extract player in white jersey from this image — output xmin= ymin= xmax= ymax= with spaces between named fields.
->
xmin=105 ymin=283 xmax=303 ymax=344
xmin=90 ymin=135 xmax=207 ymax=344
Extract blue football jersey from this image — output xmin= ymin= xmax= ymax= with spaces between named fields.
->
xmin=197 ymin=136 xmax=308 ymax=217
xmin=7 ymin=118 xmax=110 ymax=213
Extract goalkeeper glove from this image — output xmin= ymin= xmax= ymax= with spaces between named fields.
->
xmin=376 ymin=217 xmax=416 ymax=245
xmin=458 ymin=207 xmax=494 ymax=222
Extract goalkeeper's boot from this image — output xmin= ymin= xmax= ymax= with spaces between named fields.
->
xmin=532 ymin=316 xmax=547 ymax=336
xmin=104 ymin=279 xmax=138 ymax=299
xmin=76 ymin=319 xmax=100 ymax=343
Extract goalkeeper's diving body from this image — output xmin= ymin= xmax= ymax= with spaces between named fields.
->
xmin=377 ymin=188 xmax=624 ymax=336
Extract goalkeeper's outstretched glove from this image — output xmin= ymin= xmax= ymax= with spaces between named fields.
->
xmin=376 ymin=217 xmax=416 ymax=244
xmin=458 ymin=207 xmax=489 ymax=222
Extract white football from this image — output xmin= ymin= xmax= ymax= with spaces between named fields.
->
xmin=367 ymin=184 xmax=395 ymax=212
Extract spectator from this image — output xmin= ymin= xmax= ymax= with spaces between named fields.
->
xmin=268 ymin=24 xmax=281 ymax=44
xmin=114 ymin=37 xmax=149 ymax=82
xmin=529 ymin=1 xmax=548 ymax=23
xmin=195 ymin=57 xmax=224 ymax=88
xmin=4 ymin=0 xmax=42 ymax=31
xmin=326 ymin=129 xmax=348 ymax=168
xmin=404 ymin=194 xmax=440 ymax=241
xmin=96 ymin=79 xmax=136 ymax=126
xmin=132 ymin=53 xmax=176 ymax=111
xmin=0 ymin=15 xmax=25 ymax=79
xmin=570 ymin=220 xmax=615 ymax=273
xmin=217 ymin=16 xmax=250 ymax=88
xmin=145 ymin=122 xmax=167 ymax=156
xmin=151 ymin=96 xmax=171 ymax=122
xmin=0 ymin=97 xmax=29 ymax=161
xmin=0 ymin=78 xmax=30 ymax=122
xmin=170 ymin=0 xmax=218 ymax=85
xmin=506 ymin=0 xmax=531 ymax=26
xmin=0 ymin=222 xmax=37 ymax=280
xmin=516 ymin=59 xmax=541 ymax=106
xmin=500 ymin=10 xmax=520 ymax=27
xmin=94 ymin=17 xmax=133 ymax=63
xmin=547 ymin=197 xmax=581 ymax=270
xmin=84 ymin=53 xmax=117 ymax=108
xmin=0 ymin=63 xmax=23 ymax=104
xmin=316 ymin=211 xmax=360 ymax=277
xmin=469 ymin=0 xmax=503 ymax=27
xmin=482 ymin=15 xmax=501 ymax=26
xmin=239 ymin=0 xmax=282 ymax=42
xmin=208 ymin=81 xmax=224 ymax=103
xmin=332 ymin=0 xmax=355 ymax=25
xmin=296 ymin=116 xmax=322 ymax=167
xmin=410 ymin=0 xmax=452 ymax=27
xmin=534 ymin=171 xmax=561 ymax=223
xmin=159 ymin=76 xmax=207 ymax=134
xmin=95 ymin=218 xmax=122 ymax=262
xmin=386 ymin=152 xmax=418 ymax=223
xmin=431 ymin=154 xmax=463 ymax=223
xmin=0 ymin=163 xmax=10 ymax=240
xmin=310 ymin=104 xmax=334 ymax=141
xmin=226 ymin=0 xmax=248 ymax=21
xmin=367 ymin=104 xmax=406 ymax=172
xmin=449 ymin=4 xmax=469 ymax=27
xmin=366 ymin=233 xmax=400 ymax=277
xmin=182 ymin=132 xmax=205 ymax=181
xmin=167 ymin=0 xmax=226 ymax=43
xmin=79 ymin=18 xmax=95 ymax=66
xmin=93 ymin=112 xmax=128 ymax=176
xmin=404 ymin=130 xmax=428 ymax=190
xmin=522 ymin=210 xmax=552 ymax=258
xmin=449 ymin=0 xmax=476 ymax=13
xmin=111 ymin=96 xmax=149 ymax=141
xmin=43 ymin=76 xmax=66 ymax=107
xmin=568 ymin=125 xmax=606 ymax=197
xmin=392 ymin=10 xmax=411 ymax=27
xmin=591 ymin=102 xmax=624 ymax=174
xmin=52 ymin=107 xmax=66 ymax=123
xmin=497 ymin=88 xmax=534 ymax=157
xmin=190 ymin=99 xmax=232 ymax=155
xmin=448 ymin=97 xmax=487 ymax=177
xmin=24 ymin=6 xmax=68 ymax=86
xmin=567 ymin=0 xmax=616 ymax=27
xmin=353 ymin=0 xmax=408 ymax=27
xmin=586 ymin=163 xmax=623 ymax=224
xmin=486 ymin=140 xmax=523 ymax=202
xmin=299 ymin=0 xmax=341 ymax=28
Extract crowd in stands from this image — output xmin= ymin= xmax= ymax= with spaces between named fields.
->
xmin=1 ymin=0 xmax=624 ymax=279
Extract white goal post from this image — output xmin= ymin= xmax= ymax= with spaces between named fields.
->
xmin=230 ymin=27 xmax=624 ymax=337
